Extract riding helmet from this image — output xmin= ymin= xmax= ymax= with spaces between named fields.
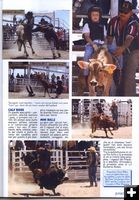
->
xmin=88 ymin=6 xmax=102 ymax=19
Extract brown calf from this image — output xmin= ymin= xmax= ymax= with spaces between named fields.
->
xmin=78 ymin=47 xmax=116 ymax=96
xmin=91 ymin=113 xmax=116 ymax=138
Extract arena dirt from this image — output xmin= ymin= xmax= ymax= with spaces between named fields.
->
xmin=9 ymin=175 xmax=100 ymax=197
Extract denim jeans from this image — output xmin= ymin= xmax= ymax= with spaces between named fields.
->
xmin=123 ymin=49 xmax=139 ymax=96
xmin=83 ymin=44 xmax=94 ymax=76
xmin=112 ymin=115 xmax=119 ymax=129
xmin=88 ymin=165 xmax=97 ymax=185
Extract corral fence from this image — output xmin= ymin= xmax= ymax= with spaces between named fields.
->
xmin=10 ymin=149 xmax=100 ymax=181
xmin=9 ymin=77 xmax=69 ymax=93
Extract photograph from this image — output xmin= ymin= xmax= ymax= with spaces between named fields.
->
xmin=9 ymin=140 xmax=100 ymax=197
xmin=72 ymin=0 xmax=139 ymax=96
xmin=72 ymin=98 xmax=132 ymax=139
xmin=3 ymin=8 xmax=69 ymax=59
xmin=9 ymin=62 xmax=69 ymax=99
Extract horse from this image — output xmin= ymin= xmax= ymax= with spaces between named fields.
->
xmin=16 ymin=22 xmax=35 ymax=57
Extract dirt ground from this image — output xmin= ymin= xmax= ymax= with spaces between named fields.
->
xmin=8 ymin=180 xmax=100 ymax=197
xmin=9 ymin=91 xmax=69 ymax=99
xmin=72 ymin=126 xmax=132 ymax=139
xmin=3 ymin=39 xmax=69 ymax=60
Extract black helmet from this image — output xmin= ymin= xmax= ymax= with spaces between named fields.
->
xmin=88 ymin=6 xmax=102 ymax=19
xmin=41 ymin=18 xmax=45 ymax=22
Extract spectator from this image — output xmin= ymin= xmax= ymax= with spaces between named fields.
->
xmin=51 ymin=73 xmax=56 ymax=83
xmin=15 ymin=141 xmax=24 ymax=150
xmin=13 ymin=15 xmax=17 ymax=25
xmin=61 ymin=74 xmax=65 ymax=84
xmin=16 ymin=73 xmax=20 ymax=78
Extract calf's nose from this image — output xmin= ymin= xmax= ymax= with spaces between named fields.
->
xmin=90 ymin=80 xmax=97 ymax=86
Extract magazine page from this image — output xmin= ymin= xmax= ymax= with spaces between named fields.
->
xmin=2 ymin=0 xmax=139 ymax=199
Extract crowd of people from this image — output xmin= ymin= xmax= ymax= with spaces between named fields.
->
xmin=9 ymin=71 xmax=69 ymax=94
xmin=3 ymin=23 xmax=16 ymax=40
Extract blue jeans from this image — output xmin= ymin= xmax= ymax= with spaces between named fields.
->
xmin=83 ymin=44 xmax=94 ymax=76
xmin=88 ymin=165 xmax=97 ymax=185
xmin=112 ymin=115 xmax=118 ymax=129
xmin=123 ymin=50 xmax=139 ymax=96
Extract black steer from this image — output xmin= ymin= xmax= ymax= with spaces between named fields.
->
xmin=21 ymin=152 xmax=68 ymax=195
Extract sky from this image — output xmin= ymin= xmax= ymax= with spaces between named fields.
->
xmin=3 ymin=0 xmax=70 ymax=26
xmin=3 ymin=0 xmax=71 ymax=11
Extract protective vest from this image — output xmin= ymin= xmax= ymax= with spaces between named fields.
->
xmin=88 ymin=22 xmax=104 ymax=41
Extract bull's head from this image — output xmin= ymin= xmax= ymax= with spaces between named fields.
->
xmin=55 ymin=167 xmax=69 ymax=183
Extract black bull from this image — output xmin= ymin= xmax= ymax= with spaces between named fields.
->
xmin=21 ymin=152 xmax=69 ymax=195
xmin=91 ymin=113 xmax=116 ymax=138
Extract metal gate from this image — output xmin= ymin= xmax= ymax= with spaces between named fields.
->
xmin=65 ymin=150 xmax=100 ymax=180
xmin=11 ymin=149 xmax=63 ymax=174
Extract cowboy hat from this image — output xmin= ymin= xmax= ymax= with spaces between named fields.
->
xmin=88 ymin=146 xmax=96 ymax=152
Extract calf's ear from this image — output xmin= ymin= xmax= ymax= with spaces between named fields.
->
xmin=77 ymin=61 xmax=89 ymax=69
xmin=103 ymin=64 xmax=117 ymax=74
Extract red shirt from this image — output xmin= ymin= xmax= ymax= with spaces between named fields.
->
xmin=107 ymin=14 xmax=139 ymax=51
